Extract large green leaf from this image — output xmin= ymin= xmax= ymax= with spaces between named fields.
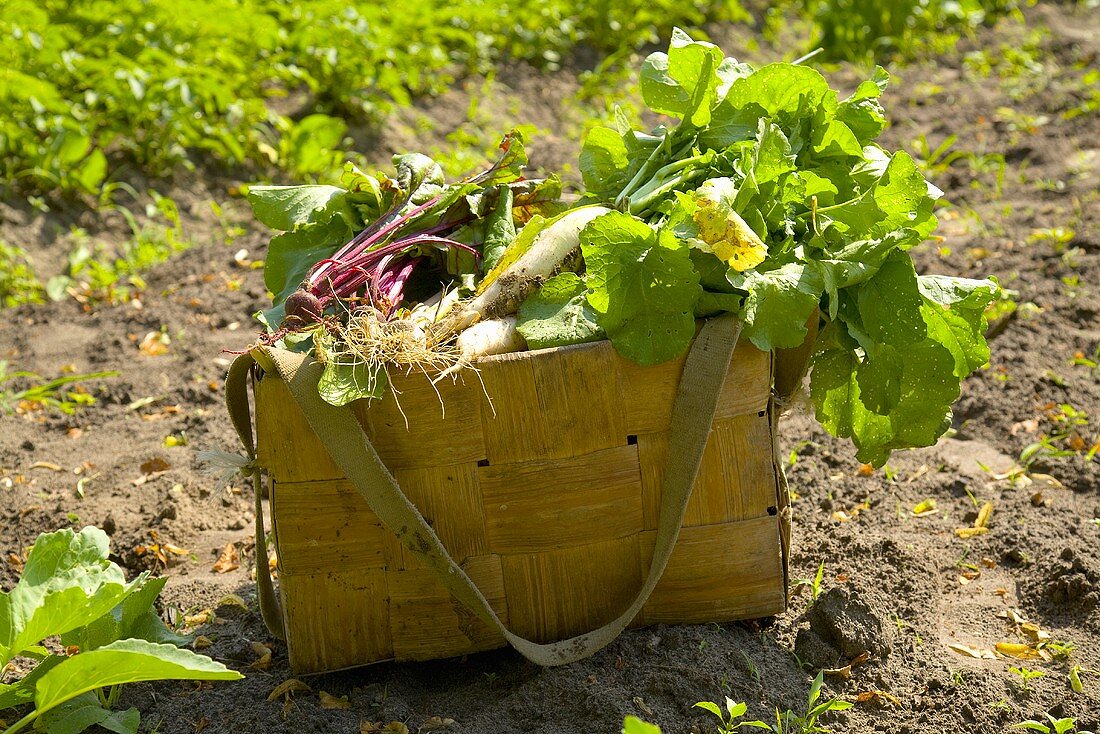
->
xmin=811 ymin=336 xmax=959 ymax=467
xmin=701 ymin=64 xmax=831 ymax=150
xmin=0 ymin=528 xmax=141 ymax=668
xmin=581 ymin=212 xmax=701 ymax=365
xmin=728 ymin=261 xmax=823 ymax=351
xmin=61 ymin=576 xmax=188 ymax=653
xmin=33 ymin=639 xmax=242 ymax=719
xmin=246 ymin=185 xmax=349 ymax=231
xmin=33 ymin=692 xmax=138 ymax=734
xmin=516 ymin=273 xmax=604 ymax=350
xmin=852 ymin=252 xmax=927 ymax=347
xmin=639 ymin=28 xmax=725 ymax=127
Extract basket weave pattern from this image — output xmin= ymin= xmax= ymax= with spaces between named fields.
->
xmin=255 ymin=339 xmax=788 ymax=673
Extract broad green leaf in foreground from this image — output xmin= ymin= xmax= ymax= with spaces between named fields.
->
xmin=811 ymin=329 xmax=961 ymax=467
xmin=246 ymin=185 xmax=349 ymax=232
xmin=728 ymin=262 xmax=823 ymax=351
xmin=317 ymin=356 xmax=389 ymax=407
xmin=61 ymin=576 xmax=189 ymax=653
xmin=581 ymin=212 xmax=701 ymax=365
xmin=33 ymin=639 xmax=242 ymax=720
xmin=516 ymin=273 xmax=604 ymax=349
xmin=0 ymin=528 xmax=141 ymax=668
xmin=32 ymin=692 xmax=138 ymax=734
xmin=0 ymin=656 xmax=63 ymax=710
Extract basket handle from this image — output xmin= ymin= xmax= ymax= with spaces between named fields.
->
xmin=226 ymin=314 xmax=742 ymax=666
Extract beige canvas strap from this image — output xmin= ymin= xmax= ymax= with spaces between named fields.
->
xmin=225 ymin=314 xmax=742 ymax=666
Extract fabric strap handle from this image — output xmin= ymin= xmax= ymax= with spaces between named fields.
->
xmin=226 ymin=314 xmax=742 ymax=666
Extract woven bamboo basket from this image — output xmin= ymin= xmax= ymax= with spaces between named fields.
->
xmin=252 ymin=335 xmax=793 ymax=674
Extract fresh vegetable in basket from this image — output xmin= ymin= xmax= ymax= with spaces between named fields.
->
xmin=522 ymin=29 xmax=998 ymax=466
xmin=246 ymin=30 xmax=999 ymax=468
xmin=246 ymin=133 xmax=563 ymax=402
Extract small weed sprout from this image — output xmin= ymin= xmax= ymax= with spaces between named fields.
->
xmin=1009 ymin=666 xmax=1046 ymax=694
xmin=695 ymin=672 xmax=852 ymax=734
xmin=792 ymin=562 xmax=826 ymax=606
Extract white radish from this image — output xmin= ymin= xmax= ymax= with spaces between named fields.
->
xmin=433 ymin=205 xmax=612 ymax=342
xmin=456 ymin=316 xmax=525 ymax=363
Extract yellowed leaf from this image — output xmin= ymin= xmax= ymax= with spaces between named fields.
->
xmin=996 ymin=642 xmax=1042 ymax=660
xmin=319 ymin=691 xmax=351 ymax=710
xmin=850 ymin=650 xmax=871 ymax=667
xmin=140 ymin=457 xmax=171 ymax=474
xmin=1030 ymin=473 xmax=1064 ymax=488
xmin=955 ymin=527 xmax=989 ymax=539
xmin=184 ymin=610 xmax=212 ymax=627
xmin=948 ymin=643 xmax=996 ymax=659
xmin=912 ymin=498 xmax=938 ymax=516
xmin=855 ymin=690 xmax=901 ymax=706
xmin=1021 ymin=623 xmax=1050 ymax=643
xmin=418 ymin=716 xmax=456 ymax=732
xmin=29 ymin=461 xmax=64 ymax=472
xmin=212 ymin=542 xmax=240 ymax=574
xmin=824 ymin=665 xmax=852 ymax=679
xmin=139 ymin=331 xmax=170 ymax=356
xmin=975 ymin=502 xmax=993 ymax=528
xmin=692 ymin=197 xmax=767 ymax=272
xmin=267 ymin=678 xmax=311 ymax=702
xmin=193 ymin=635 xmax=213 ymax=650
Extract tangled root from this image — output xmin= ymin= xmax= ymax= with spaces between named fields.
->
xmin=336 ymin=308 xmax=463 ymax=379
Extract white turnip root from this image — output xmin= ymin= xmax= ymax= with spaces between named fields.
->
xmin=455 ymin=316 xmax=525 ymax=363
xmin=429 ymin=205 xmax=611 ymax=344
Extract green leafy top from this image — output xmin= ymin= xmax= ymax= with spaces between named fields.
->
xmin=0 ymin=527 xmax=240 ymax=734
xmin=543 ymin=29 xmax=999 ymax=465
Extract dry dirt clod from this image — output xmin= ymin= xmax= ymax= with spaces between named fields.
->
xmin=794 ymin=587 xmax=894 ymax=669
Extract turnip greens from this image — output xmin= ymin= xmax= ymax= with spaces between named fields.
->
xmin=247 ymin=30 xmax=998 ymax=466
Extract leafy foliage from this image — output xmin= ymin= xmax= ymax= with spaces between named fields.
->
xmin=566 ymin=31 xmax=998 ymax=465
xmin=0 ymin=362 xmax=118 ymax=416
xmin=802 ymin=0 xmax=1020 ymax=63
xmin=0 ymin=527 xmax=241 ymax=734
xmin=0 ymin=0 xmax=748 ymax=198
xmin=0 ymin=243 xmax=44 ymax=308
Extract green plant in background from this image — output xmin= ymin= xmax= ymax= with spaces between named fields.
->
xmin=0 ymin=0 xmax=749 ymax=200
xmin=44 ymin=193 xmax=193 ymax=305
xmin=801 ymin=0 xmax=1019 ymax=63
xmin=0 ymin=243 xmax=45 ymax=308
xmin=0 ymin=527 xmax=242 ymax=734
xmin=0 ymin=361 xmax=118 ymax=415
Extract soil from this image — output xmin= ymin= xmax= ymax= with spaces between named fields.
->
xmin=2 ymin=3 xmax=1098 ymax=733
